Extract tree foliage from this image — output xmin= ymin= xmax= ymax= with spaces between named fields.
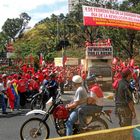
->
xmin=2 ymin=12 xmax=31 ymax=42
xmin=1 ymin=0 xmax=140 ymax=64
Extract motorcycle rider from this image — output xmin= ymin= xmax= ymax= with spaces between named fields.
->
xmin=65 ymin=75 xmax=88 ymax=135
xmin=44 ymin=73 xmax=58 ymax=99
xmin=78 ymin=74 xmax=104 ymax=129
xmin=115 ymin=67 xmax=136 ymax=127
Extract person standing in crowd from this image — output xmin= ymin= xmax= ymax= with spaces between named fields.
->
xmin=45 ymin=73 xmax=58 ymax=99
xmin=0 ymin=77 xmax=8 ymax=114
xmin=17 ymin=75 xmax=28 ymax=108
xmin=6 ymin=78 xmax=15 ymax=112
xmin=57 ymin=72 xmax=65 ymax=94
xmin=81 ymin=71 xmax=87 ymax=86
xmin=65 ymin=75 xmax=88 ymax=136
xmin=115 ymin=68 xmax=136 ymax=127
xmin=2 ymin=74 xmax=8 ymax=108
xmin=11 ymin=74 xmax=20 ymax=110
xmin=78 ymin=75 xmax=104 ymax=129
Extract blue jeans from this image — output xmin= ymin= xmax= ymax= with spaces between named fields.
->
xmin=65 ymin=109 xmax=78 ymax=135
xmin=1 ymin=94 xmax=6 ymax=113
xmin=14 ymin=94 xmax=20 ymax=110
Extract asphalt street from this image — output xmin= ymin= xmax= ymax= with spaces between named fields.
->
xmin=0 ymin=91 xmax=140 ymax=140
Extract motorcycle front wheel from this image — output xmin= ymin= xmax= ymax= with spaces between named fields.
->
xmin=87 ymin=118 xmax=108 ymax=131
xmin=20 ymin=118 xmax=50 ymax=140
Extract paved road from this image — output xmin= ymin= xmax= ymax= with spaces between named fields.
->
xmin=0 ymin=92 xmax=140 ymax=140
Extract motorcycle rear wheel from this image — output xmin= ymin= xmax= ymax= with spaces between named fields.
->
xmin=87 ymin=118 xmax=108 ymax=131
xmin=20 ymin=118 xmax=50 ymax=140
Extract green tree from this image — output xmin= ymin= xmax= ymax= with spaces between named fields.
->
xmin=0 ymin=32 xmax=9 ymax=52
xmin=2 ymin=12 xmax=31 ymax=42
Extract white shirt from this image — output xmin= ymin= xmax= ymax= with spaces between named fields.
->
xmin=73 ymin=86 xmax=88 ymax=108
xmin=0 ymin=83 xmax=5 ymax=92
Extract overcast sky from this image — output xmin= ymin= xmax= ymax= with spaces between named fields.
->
xmin=0 ymin=0 xmax=124 ymax=31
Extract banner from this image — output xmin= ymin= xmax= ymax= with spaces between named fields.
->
xmin=82 ymin=5 xmax=140 ymax=30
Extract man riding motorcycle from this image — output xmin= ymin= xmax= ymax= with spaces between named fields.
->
xmin=65 ymin=75 xmax=88 ymax=136
xmin=78 ymin=74 xmax=104 ymax=129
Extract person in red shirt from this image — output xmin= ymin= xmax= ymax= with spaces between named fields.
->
xmin=7 ymin=78 xmax=15 ymax=111
xmin=17 ymin=75 xmax=28 ymax=107
xmin=57 ymin=73 xmax=65 ymax=94
xmin=81 ymin=71 xmax=87 ymax=91
xmin=28 ymin=76 xmax=39 ymax=95
xmin=78 ymin=75 xmax=104 ymax=129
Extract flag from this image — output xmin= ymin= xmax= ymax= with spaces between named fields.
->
xmin=130 ymin=59 xmax=134 ymax=67
xmin=62 ymin=47 xmax=67 ymax=67
xmin=39 ymin=53 xmax=43 ymax=66
xmin=112 ymin=57 xmax=117 ymax=65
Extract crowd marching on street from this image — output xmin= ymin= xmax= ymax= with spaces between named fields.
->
xmin=0 ymin=57 xmax=140 ymax=131
xmin=0 ymin=62 xmax=87 ymax=114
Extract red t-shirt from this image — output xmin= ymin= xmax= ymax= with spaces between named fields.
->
xmin=28 ymin=79 xmax=39 ymax=91
xmin=90 ymin=84 xmax=103 ymax=98
xmin=18 ymin=78 xmax=27 ymax=93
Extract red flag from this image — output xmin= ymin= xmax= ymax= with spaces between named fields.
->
xmin=130 ymin=59 xmax=134 ymax=67
xmin=63 ymin=56 xmax=67 ymax=66
xmin=112 ymin=57 xmax=117 ymax=65
xmin=21 ymin=64 xmax=27 ymax=73
xmin=62 ymin=48 xmax=67 ymax=67
xmin=39 ymin=53 xmax=43 ymax=65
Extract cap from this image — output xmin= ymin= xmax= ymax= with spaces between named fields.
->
xmin=72 ymin=75 xmax=83 ymax=84
xmin=2 ymin=74 xmax=7 ymax=78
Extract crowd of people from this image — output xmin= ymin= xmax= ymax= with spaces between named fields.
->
xmin=0 ymin=62 xmax=87 ymax=114
xmin=0 ymin=58 xmax=139 ymax=136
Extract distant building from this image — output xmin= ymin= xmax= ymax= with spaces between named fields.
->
xmin=68 ymin=0 xmax=118 ymax=13
xmin=68 ymin=0 xmax=80 ymax=13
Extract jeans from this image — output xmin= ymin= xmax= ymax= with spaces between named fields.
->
xmin=1 ymin=94 xmax=6 ymax=113
xmin=65 ymin=109 xmax=78 ymax=135
xmin=78 ymin=104 xmax=103 ymax=128
xmin=14 ymin=94 xmax=20 ymax=110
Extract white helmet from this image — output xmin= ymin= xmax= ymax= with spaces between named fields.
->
xmin=72 ymin=75 xmax=83 ymax=84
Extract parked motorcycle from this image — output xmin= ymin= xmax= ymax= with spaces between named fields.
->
xmin=20 ymin=93 xmax=112 ymax=140
xmin=30 ymin=85 xmax=50 ymax=110
xmin=129 ymin=79 xmax=140 ymax=104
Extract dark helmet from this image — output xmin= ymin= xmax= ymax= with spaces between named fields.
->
xmin=86 ymin=74 xmax=96 ymax=82
xmin=49 ymin=73 xmax=56 ymax=78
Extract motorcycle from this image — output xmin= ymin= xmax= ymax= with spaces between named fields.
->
xmin=129 ymin=80 xmax=140 ymax=104
xmin=20 ymin=93 xmax=113 ymax=140
xmin=30 ymin=85 xmax=51 ymax=110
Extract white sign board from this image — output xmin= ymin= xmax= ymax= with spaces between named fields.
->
xmin=65 ymin=58 xmax=79 ymax=65
xmin=86 ymin=46 xmax=113 ymax=59
xmin=54 ymin=58 xmax=63 ymax=66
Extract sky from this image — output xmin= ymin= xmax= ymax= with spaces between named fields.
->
xmin=0 ymin=0 xmax=68 ymax=31
xmin=0 ymin=0 xmax=123 ymax=31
